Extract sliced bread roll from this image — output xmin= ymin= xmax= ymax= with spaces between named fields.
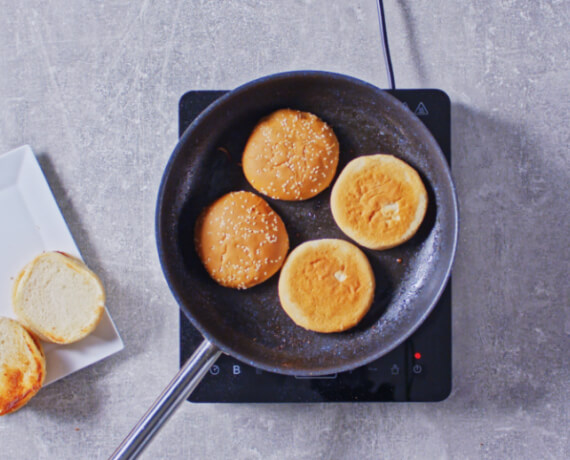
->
xmin=278 ymin=239 xmax=375 ymax=333
xmin=330 ymin=154 xmax=428 ymax=250
xmin=0 ymin=317 xmax=46 ymax=416
xmin=12 ymin=251 xmax=105 ymax=344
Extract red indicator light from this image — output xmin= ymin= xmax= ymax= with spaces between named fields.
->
xmin=414 ymin=352 xmax=422 ymax=360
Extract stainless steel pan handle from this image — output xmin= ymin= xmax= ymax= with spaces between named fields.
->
xmin=109 ymin=339 xmax=222 ymax=460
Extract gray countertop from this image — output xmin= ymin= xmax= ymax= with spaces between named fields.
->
xmin=1 ymin=1 xmax=568 ymax=459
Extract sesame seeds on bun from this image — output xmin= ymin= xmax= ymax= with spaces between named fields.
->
xmin=194 ymin=191 xmax=289 ymax=289
xmin=242 ymin=109 xmax=339 ymax=201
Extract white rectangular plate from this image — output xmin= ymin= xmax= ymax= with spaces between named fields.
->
xmin=0 ymin=145 xmax=124 ymax=385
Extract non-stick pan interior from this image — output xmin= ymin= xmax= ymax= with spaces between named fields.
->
xmin=157 ymin=71 xmax=458 ymax=375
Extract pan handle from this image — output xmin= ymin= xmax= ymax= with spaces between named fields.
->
xmin=109 ymin=339 xmax=222 ymax=460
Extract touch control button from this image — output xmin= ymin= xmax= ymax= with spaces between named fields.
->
xmin=209 ymin=364 xmax=220 ymax=375
xmin=412 ymin=364 xmax=423 ymax=374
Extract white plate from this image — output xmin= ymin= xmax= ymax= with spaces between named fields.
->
xmin=0 ymin=145 xmax=124 ymax=385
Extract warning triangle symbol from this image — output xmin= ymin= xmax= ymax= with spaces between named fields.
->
xmin=414 ymin=102 xmax=429 ymax=116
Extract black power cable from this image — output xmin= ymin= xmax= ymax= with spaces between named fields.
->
xmin=376 ymin=0 xmax=396 ymax=89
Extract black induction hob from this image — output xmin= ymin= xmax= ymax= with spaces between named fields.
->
xmin=178 ymin=89 xmax=452 ymax=402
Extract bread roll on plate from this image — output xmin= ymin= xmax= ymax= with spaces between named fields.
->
xmin=331 ymin=154 xmax=428 ymax=250
xmin=278 ymin=239 xmax=375 ymax=333
xmin=0 ymin=317 xmax=46 ymax=416
xmin=12 ymin=251 xmax=105 ymax=344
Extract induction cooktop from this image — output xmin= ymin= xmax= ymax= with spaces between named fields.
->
xmin=178 ymin=89 xmax=452 ymax=402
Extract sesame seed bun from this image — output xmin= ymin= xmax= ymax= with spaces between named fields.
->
xmin=278 ymin=239 xmax=375 ymax=333
xmin=0 ymin=317 xmax=45 ymax=416
xmin=194 ymin=191 xmax=289 ymax=289
xmin=242 ymin=109 xmax=339 ymax=201
xmin=330 ymin=154 xmax=428 ymax=250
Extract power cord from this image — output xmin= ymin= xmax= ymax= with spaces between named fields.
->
xmin=376 ymin=0 xmax=396 ymax=89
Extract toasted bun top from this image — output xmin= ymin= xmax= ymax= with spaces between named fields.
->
xmin=242 ymin=109 xmax=339 ymax=201
xmin=0 ymin=317 xmax=45 ymax=416
xmin=12 ymin=252 xmax=105 ymax=344
xmin=278 ymin=239 xmax=375 ymax=333
xmin=194 ymin=191 xmax=289 ymax=289
xmin=330 ymin=154 xmax=428 ymax=250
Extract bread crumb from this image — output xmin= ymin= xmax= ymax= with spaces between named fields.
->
xmin=334 ymin=271 xmax=347 ymax=282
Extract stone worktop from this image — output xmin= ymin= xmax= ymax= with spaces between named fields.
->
xmin=0 ymin=1 xmax=568 ymax=459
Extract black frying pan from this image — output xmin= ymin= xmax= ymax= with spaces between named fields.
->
xmin=112 ymin=71 xmax=458 ymax=459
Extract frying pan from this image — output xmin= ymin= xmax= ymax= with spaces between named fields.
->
xmin=111 ymin=71 xmax=458 ymax=458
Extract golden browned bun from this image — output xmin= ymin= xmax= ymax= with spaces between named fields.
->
xmin=242 ymin=109 xmax=339 ymax=201
xmin=12 ymin=252 xmax=106 ymax=344
xmin=194 ymin=191 xmax=289 ymax=289
xmin=278 ymin=239 xmax=375 ymax=333
xmin=330 ymin=154 xmax=428 ymax=250
xmin=0 ymin=317 xmax=46 ymax=416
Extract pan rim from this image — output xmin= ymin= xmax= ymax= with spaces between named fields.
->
xmin=156 ymin=70 xmax=459 ymax=376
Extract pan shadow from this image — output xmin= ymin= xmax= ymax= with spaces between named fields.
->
xmin=445 ymin=103 xmax=568 ymax=412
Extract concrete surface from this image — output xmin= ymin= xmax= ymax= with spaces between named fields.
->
xmin=1 ymin=0 xmax=568 ymax=459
